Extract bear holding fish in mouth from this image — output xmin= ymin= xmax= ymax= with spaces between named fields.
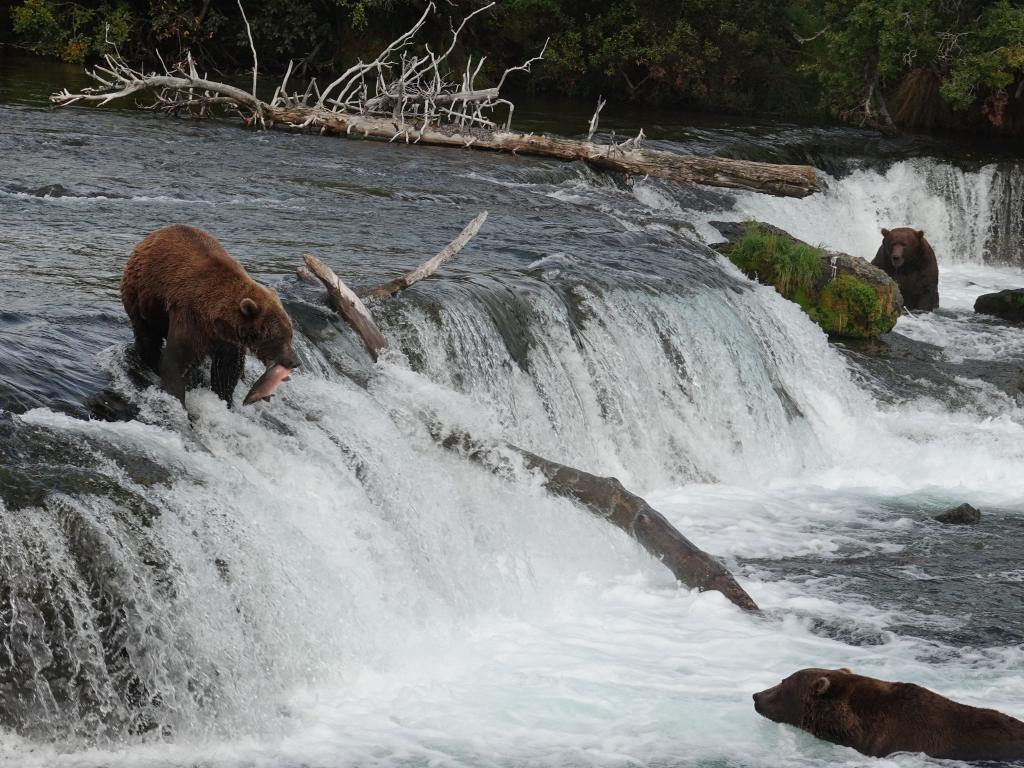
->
xmin=122 ymin=224 xmax=299 ymax=407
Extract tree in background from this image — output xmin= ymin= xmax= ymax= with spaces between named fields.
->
xmin=6 ymin=0 xmax=1024 ymax=134
xmin=796 ymin=0 xmax=1024 ymax=132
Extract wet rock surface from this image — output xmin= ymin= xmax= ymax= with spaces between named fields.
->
xmin=975 ymin=289 xmax=1024 ymax=323
xmin=934 ymin=503 xmax=982 ymax=525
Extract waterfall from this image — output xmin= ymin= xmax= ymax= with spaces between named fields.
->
xmin=726 ymin=159 xmax=1024 ymax=266
xmin=3 ymin=86 xmax=1024 ymax=765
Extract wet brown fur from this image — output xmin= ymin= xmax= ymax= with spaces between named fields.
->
xmin=871 ymin=227 xmax=940 ymax=312
xmin=122 ymin=225 xmax=296 ymax=405
xmin=754 ymin=667 xmax=1024 ymax=760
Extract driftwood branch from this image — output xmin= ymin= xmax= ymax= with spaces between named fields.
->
xmin=298 ymin=212 xmax=487 ymax=357
xmin=302 ymin=254 xmax=388 ymax=360
xmin=362 ymin=211 xmax=487 ymax=300
xmin=587 ymin=96 xmax=606 ymax=142
xmin=436 ymin=429 xmax=758 ymax=611
xmin=51 ymin=6 xmax=819 ymax=198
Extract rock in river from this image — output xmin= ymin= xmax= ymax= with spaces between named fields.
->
xmin=711 ymin=221 xmax=903 ymax=340
xmin=974 ymin=289 xmax=1024 ymax=324
xmin=933 ymin=503 xmax=981 ymax=525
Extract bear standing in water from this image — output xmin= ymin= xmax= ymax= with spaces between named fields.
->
xmin=753 ymin=667 xmax=1024 ymax=760
xmin=122 ymin=225 xmax=299 ymax=406
xmin=872 ymin=227 xmax=940 ymax=311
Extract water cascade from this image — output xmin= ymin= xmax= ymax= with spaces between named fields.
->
xmin=2 ymin=90 xmax=1023 ymax=768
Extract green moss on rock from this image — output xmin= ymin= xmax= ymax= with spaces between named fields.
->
xmin=727 ymin=224 xmax=822 ymax=296
xmin=720 ymin=222 xmax=900 ymax=339
xmin=811 ymin=275 xmax=890 ymax=339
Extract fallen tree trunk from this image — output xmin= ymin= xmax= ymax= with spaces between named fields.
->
xmin=268 ymin=107 xmax=817 ymax=198
xmin=299 ymin=233 xmax=759 ymax=612
xmin=437 ymin=429 xmax=760 ymax=612
xmin=50 ymin=6 xmax=818 ymax=199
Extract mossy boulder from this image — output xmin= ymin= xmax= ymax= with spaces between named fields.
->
xmin=974 ymin=289 xmax=1024 ymax=323
xmin=711 ymin=221 xmax=903 ymax=339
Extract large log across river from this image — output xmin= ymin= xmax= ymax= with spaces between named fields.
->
xmin=270 ymin=106 xmax=818 ymax=198
xmin=51 ymin=8 xmax=818 ymax=201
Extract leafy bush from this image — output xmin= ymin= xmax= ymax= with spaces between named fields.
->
xmin=13 ymin=0 xmax=132 ymax=63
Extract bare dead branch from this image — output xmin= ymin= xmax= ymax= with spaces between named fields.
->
xmin=362 ymin=211 xmax=487 ymax=300
xmin=237 ymin=0 xmax=258 ymax=101
xmin=587 ymin=96 xmax=606 ymax=142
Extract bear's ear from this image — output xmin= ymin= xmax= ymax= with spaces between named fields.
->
xmin=881 ymin=228 xmax=890 ymax=237
xmin=915 ymin=230 xmax=925 ymax=239
xmin=240 ymin=297 xmax=261 ymax=319
xmin=839 ymin=667 xmax=852 ymax=674
xmin=812 ymin=676 xmax=831 ymax=696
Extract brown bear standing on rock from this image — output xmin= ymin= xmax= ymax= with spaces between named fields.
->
xmin=753 ymin=667 xmax=1024 ymax=761
xmin=872 ymin=227 xmax=940 ymax=312
xmin=122 ymin=225 xmax=299 ymax=406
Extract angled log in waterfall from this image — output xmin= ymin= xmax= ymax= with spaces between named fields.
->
xmin=298 ymin=211 xmax=486 ymax=356
xmin=301 ymin=255 xmax=388 ymax=360
xmin=50 ymin=6 xmax=818 ymax=198
xmin=362 ymin=211 xmax=488 ymax=300
xmin=435 ymin=429 xmax=759 ymax=612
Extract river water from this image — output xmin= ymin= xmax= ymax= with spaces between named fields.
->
xmin=1 ymin=54 xmax=1023 ymax=768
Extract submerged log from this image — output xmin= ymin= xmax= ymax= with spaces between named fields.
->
xmin=437 ymin=429 xmax=760 ymax=612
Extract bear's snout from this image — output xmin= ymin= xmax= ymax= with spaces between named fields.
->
xmin=752 ymin=688 xmax=772 ymax=716
xmin=276 ymin=350 xmax=301 ymax=370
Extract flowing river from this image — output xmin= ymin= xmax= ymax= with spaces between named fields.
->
xmin=1 ymin=55 xmax=1023 ymax=768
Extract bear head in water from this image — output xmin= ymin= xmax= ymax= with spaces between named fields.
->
xmin=753 ymin=667 xmax=1024 ymax=761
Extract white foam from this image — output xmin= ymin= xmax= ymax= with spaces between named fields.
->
xmin=4 ymin=155 xmax=1024 ymax=768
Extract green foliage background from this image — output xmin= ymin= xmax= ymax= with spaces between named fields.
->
xmin=6 ymin=0 xmax=1024 ymax=133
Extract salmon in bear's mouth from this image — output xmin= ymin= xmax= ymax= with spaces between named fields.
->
xmin=243 ymin=363 xmax=292 ymax=405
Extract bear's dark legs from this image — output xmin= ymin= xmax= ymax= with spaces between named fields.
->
xmin=130 ymin=320 xmax=164 ymax=372
xmin=210 ymin=345 xmax=245 ymax=406
xmin=160 ymin=325 xmax=199 ymax=405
